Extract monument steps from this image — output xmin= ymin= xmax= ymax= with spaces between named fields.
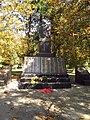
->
xmin=18 ymin=81 xmax=71 ymax=89
xmin=18 ymin=75 xmax=71 ymax=89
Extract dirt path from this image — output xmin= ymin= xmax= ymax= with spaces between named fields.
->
xmin=0 ymin=80 xmax=90 ymax=120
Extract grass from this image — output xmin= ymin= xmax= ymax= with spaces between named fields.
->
xmin=11 ymin=68 xmax=22 ymax=76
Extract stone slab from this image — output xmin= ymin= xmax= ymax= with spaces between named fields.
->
xmin=23 ymin=57 xmax=67 ymax=75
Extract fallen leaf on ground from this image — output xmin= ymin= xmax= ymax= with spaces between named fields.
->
xmin=12 ymin=117 xmax=17 ymax=120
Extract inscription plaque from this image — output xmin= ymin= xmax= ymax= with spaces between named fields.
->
xmin=23 ymin=57 xmax=67 ymax=75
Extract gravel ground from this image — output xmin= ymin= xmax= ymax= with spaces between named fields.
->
xmin=0 ymin=80 xmax=90 ymax=120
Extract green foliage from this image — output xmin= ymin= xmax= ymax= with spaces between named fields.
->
xmin=42 ymin=76 xmax=47 ymax=81
xmin=0 ymin=0 xmax=90 ymax=68
xmin=0 ymin=0 xmax=29 ymax=65
xmin=47 ymin=0 xmax=90 ymax=67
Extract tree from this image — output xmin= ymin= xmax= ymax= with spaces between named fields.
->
xmin=47 ymin=0 xmax=90 ymax=67
xmin=0 ymin=0 xmax=90 ymax=68
xmin=0 ymin=0 xmax=28 ymax=66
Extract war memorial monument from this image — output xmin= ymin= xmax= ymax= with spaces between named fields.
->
xmin=18 ymin=14 xmax=71 ymax=89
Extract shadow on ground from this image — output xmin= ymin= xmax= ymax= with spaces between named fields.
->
xmin=0 ymin=84 xmax=90 ymax=120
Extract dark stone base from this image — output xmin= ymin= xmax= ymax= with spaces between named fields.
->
xmin=75 ymin=66 xmax=90 ymax=86
xmin=31 ymin=82 xmax=71 ymax=89
xmin=83 ymin=80 xmax=90 ymax=86
xmin=18 ymin=82 xmax=71 ymax=89
xmin=18 ymin=75 xmax=71 ymax=89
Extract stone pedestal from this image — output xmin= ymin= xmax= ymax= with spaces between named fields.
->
xmin=23 ymin=57 xmax=67 ymax=76
xmin=18 ymin=56 xmax=71 ymax=89
xmin=75 ymin=66 xmax=90 ymax=85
